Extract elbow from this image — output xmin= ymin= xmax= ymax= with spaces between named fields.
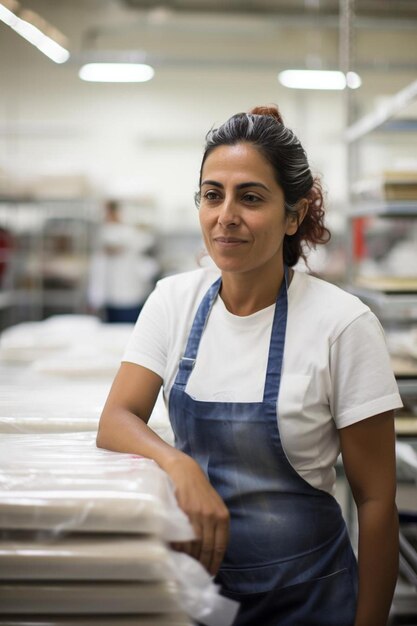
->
xmin=96 ymin=411 xmax=110 ymax=450
xmin=96 ymin=428 xmax=103 ymax=450
xmin=96 ymin=422 xmax=105 ymax=450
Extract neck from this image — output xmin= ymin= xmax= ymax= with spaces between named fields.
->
xmin=220 ymin=265 xmax=290 ymax=316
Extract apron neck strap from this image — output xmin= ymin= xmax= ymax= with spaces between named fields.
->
xmin=263 ymin=265 xmax=288 ymax=404
xmin=175 ymin=277 xmax=221 ymax=387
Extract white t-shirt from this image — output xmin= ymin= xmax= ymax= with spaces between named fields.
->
xmin=89 ymin=223 xmax=158 ymax=308
xmin=123 ymin=268 xmax=402 ymax=495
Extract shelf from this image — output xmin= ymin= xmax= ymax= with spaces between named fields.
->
xmin=353 ymin=276 xmax=417 ymax=293
xmin=349 ymin=201 xmax=417 ymax=218
xmin=345 ymin=77 xmax=417 ymax=142
xmin=392 ymin=356 xmax=417 ymax=379
xmin=396 ymin=417 xmax=417 ymax=437
xmin=380 ymin=119 xmax=417 ymax=132
xmin=398 ymin=380 xmax=417 ymax=397
xmin=346 ymin=285 xmax=417 ymax=321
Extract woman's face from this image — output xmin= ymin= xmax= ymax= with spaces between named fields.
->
xmin=199 ymin=142 xmax=298 ymax=277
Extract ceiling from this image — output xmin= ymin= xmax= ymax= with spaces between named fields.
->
xmin=4 ymin=0 xmax=417 ymax=76
xmin=62 ymin=0 xmax=416 ymax=75
xmin=122 ymin=0 xmax=417 ymax=21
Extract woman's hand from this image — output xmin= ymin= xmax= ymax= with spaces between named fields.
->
xmin=166 ymin=453 xmax=230 ymax=576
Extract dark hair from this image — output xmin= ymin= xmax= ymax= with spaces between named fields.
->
xmin=195 ymin=104 xmax=330 ymax=266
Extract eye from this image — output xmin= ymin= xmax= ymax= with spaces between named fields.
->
xmin=242 ymin=192 xmax=261 ymax=204
xmin=202 ymin=190 xmax=221 ymax=201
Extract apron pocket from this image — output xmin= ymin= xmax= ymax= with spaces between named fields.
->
xmin=218 ymin=524 xmax=357 ymax=595
xmin=219 ymin=567 xmax=357 ymax=626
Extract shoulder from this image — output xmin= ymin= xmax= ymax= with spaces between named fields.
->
xmin=156 ymin=266 xmax=220 ymax=294
xmin=289 ymin=271 xmax=371 ymax=343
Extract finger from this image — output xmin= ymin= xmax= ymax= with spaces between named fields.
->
xmin=170 ymin=541 xmax=191 ymax=553
xmin=178 ymin=541 xmax=194 ymax=556
xmin=198 ymin=517 xmax=215 ymax=572
xmin=189 ymin=518 xmax=202 ymax=560
xmin=209 ymin=517 xmax=229 ymax=576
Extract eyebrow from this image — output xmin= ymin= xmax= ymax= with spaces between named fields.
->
xmin=201 ymin=180 xmax=270 ymax=192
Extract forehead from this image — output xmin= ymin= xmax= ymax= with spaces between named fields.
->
xmin=202 ymin=143 xmax=276 ymax=182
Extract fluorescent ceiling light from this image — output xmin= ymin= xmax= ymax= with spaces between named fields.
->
xmin=79 ymin=63 xmax=155 ymax=83
xmin=0 ymin=0 xmax=18 ymax=26
xmin=0 ymin=1 xmax=70 ymax=63
xmin=278 ymin=70 xmax=361 ymax=90
xmin=345 ymin=71 xmax=362 ymax=89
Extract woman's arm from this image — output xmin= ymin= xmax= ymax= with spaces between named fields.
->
xmin=339 ymin=410 xmax=399 ymax=626
xmin=96 ymin=362 xmax=229 ymax=575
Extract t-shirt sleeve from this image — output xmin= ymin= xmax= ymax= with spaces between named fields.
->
xmin=330 ymin=310 xmax=403 ymax=429
xmin=121 ymin=283 xmax=168 ymax=379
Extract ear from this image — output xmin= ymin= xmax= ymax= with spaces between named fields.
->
xmin=285 ymin=199 xmax=309 ymax=236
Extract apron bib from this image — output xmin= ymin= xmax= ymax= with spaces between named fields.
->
xmin=168 ymin=270 xmax=358 ymax=625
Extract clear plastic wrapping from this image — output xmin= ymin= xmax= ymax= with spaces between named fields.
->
xmin=0 ymin=316 xmax=132 ymax=367
xmin=0 ymin=432 xmax=238 ymax=624
xmin=0 ymin=539 xmax=238 ymax=624
xmin=0 ymin=433 xmax=193 ymax=542
xmin=0 ymin=319 xmax=237 ymax=625
xmin=0 ymin=615 xmax=191 ymax=625
xmin=0 ymin=535 xmax=172 ymax=581
xmin=0 ymin=581 xmax=182 ymax=614
xmin=0 ymin=317 xmax=101 ymax=363
xmin=0 ymin=361 xmax=110 ymax=434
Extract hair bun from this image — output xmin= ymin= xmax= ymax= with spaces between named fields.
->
xmin=249 ymin=105 xmax=284 ymax=125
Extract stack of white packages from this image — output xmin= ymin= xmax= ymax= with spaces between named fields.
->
xmin=0 ymin=316 xmax=121 ymax=435
xmin=0 ymin=432 xmax=238 ymax=625
xmin=0 ymin=316 xmax=174 ymax=443
xmin=0 ymin=317 xmax=238 ymax=624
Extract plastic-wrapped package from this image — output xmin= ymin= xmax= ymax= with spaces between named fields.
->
xmin=0 ymin=319 xmax=176 ymax=440
xmin=167 ymin=552 xmax=239 ymax=626
xmin=0 ymin=615 xmax=191 ymax=625
xmin=0 ymin=581 xmax=182 ymax=614
xmin=0 ymin=433 xmax=192 ymax=542
xmin=0 ymin=317 xmax=101 ymax=363
xmin=0 ymin=322 xmax=239 ymax=625
xmin=0 ymin=432 xmax=238 ymax=625
xmin=0 ymin=536 xmax=238 ymax=624
xmin=0 ymin=415 xmax=99 ymax=434
xmin=0 ymin=316 xmax=133 ymax=366
xmin=0 ymin=375 xmax=174 ymax=443
xmin=0 ymin=372 xmax=110 ymax=434
xmin=32 ymin=346 xmax=120 ymax=377
xmin=0 ymin=323 xmax=69 ymax=362
xmin=0 ymin=535 xmax=172 ymax=581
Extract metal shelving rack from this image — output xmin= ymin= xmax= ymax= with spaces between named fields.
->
xmin=0 ymin=198 xmax=98 ymax=328
xmin=345 ymin=74 xmax=417 ymax=330
xmin=345 ymin=79 xmax=417 ymax=623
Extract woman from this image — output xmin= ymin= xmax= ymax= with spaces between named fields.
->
xmin=97 ymin=105 xmax=402 ymax=626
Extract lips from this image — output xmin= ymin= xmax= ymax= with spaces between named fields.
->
xmin=214 ymin=236 xmax=246 ymax=244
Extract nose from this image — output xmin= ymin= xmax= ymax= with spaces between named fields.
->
xmin=218 ymin=197 xmax=240 ymax=228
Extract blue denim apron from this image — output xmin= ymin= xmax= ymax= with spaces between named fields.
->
xmin=168 ymin=271 xmax=358 ymax=625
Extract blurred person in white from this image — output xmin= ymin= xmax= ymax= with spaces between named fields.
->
xmin=97 ymin=105 xmax=402 ymax=625
xmin=88 ymin=200 xmax=159 ymax=323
